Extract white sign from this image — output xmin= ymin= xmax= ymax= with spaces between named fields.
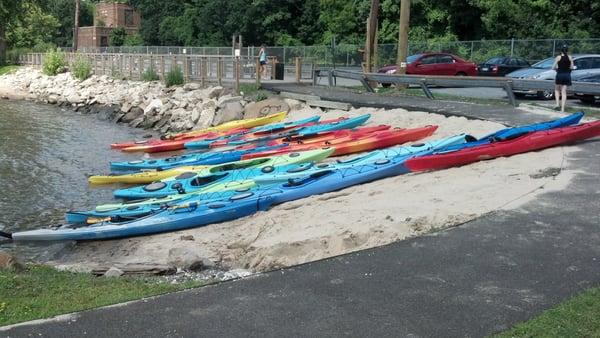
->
xmin=234 ymin=49 xmax=241 ymax=57
xmin=400 ymin=62 xmax=407 ymax=68
xmin=182 ymin=49 xmax=187 ymax=54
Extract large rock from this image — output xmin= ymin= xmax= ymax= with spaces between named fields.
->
xmin=243 ymin=98 xmax=290 ymax=119
xmin=139 ymin=114 xmax=163 ymax=129
xmin=212 ymin=101 xmax=243 ymax=126
xmin=129 ymin=116 xmax=145 ymax=128
xmin=104 ymin=267 xmax=124 ymax=277
xmin=144 ymin=98 xmax=163 ymax=115
xmin=0 ymin=251 xmax=25 ymax=271
xmin=120 ymin=107 xmax=144 ymax=123
xmin=121 ymin=102 xmax=132 ymax=113
xmin=183 ymin=82 xmax=202 ymax=91
xmin=167 ymin=247 xmax=208 ymax=271
xmin=153 ymin=112 xmax=173 ymax=131
xmin=96 ymin=104 xmax=120 ymax=121
xmin=196 ymin=108 xmax=215 ymax=129
xmin=217 ymin=95 xmax=243 ymax=107
xmin=208 ymin=86 xmax=223 ymax=99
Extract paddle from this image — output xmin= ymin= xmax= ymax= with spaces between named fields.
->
xmin=0 ymin=230 xmax=13 ymax=240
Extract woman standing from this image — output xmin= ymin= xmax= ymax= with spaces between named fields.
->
xmin=553 ymin=45 xmax=574 ymax=113
xmin=258 ymin=45 xmax=267 ymax=77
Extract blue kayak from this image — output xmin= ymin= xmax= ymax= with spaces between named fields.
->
xmin=13 ymin=192 xmax=276 ymax=241
xmin=109 ymin=144 xmax=288 ymax=172
xmin=17 ymin=152 xmax=414 ymax=241
xmin=184 ymin=114 xmax=372 ymax=149
xmin=254 ymin=134 xmax=469 ymax=184
xmin=65 ymin=189 xmax=245 ymax=224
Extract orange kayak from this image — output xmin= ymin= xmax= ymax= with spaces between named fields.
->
xmin=242 ymin=125 xmax=438 ymax=159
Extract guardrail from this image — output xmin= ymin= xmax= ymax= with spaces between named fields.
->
xmin=328 ymin=69 xmax=600 ymax=107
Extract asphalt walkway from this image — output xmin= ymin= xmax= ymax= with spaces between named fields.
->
xmin=2 ymin=92 xmax=599 ymax=337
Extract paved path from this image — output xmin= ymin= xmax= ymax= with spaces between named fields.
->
xmin=2 ymin=97 xmax=599 ymax=337
xmin=263 ymin=83 xmax=565 ymax=127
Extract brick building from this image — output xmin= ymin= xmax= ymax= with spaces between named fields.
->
xmin=77 ymin=2 xmax=141 ymax=49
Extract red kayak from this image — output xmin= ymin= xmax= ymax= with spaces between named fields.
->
xmin=117 ymin=117 xmax=346 ymax=153
xmin=405 ymin=120 xmax=600 ymax=172
xmin=262 ymin=125 xmax=392 ymax=147
xmin=242 ymin=125 xmax=438 ymax=159
xmin=206 ymin=117 xmax=348 ymax=149
xmin=110 ymin=128 xmax=246 ymax=150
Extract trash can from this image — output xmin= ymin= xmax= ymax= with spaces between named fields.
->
xmin=275 ymin=63 xmax=285 ymax=80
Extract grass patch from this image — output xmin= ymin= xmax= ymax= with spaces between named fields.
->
xmin=240 ymin=83 xmax=270 ymax=101
xmin=0 ymin=65 xmax=19 ymax=76
xmin=528 ymin=103 xmax=600 ymax=120
xmin=494 ymin=287 xmax=600 ymax=337
xmin=0 ymin=265 xmax=204 ymax=326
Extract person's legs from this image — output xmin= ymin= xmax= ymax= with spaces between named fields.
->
xmin=561 ymin=85 xmax=568 ymax=113
xmin=555 ymin=85 xmax=561 ymax=108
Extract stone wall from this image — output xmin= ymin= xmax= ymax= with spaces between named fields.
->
xmin=0 ymin=68 xmax=293 ymax=134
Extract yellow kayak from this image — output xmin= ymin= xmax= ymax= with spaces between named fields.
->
xmin=89 ymin=147 xmax=334 ymax=185
xmin=170 ymin=111 xmax=287 ymax=139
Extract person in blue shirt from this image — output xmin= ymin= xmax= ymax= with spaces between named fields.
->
xmin=258 ymin=45 xmax=267 ymax=77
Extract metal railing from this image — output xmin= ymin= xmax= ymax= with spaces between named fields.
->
xmin=329 ymin=69 xmax=600 ymax=107
xmin=60 ymin=38 xmax=600 ymax=66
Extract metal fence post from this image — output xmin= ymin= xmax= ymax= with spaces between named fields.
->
xmin=552 ymin=39 xmax=557 ymax=56
xmin=510 ymin=38 xmax=515 ymax=57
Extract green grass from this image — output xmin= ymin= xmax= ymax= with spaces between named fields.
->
xmin=0 ymin=265 xmax=204 ymax=326
xmin=495 ymin=288 xmax=600 ymax=337
xmin=0 ymin=65 xmax=19 ymax=76
xmin=528 ymin=103 xmax=600 ymax=120
xmin=240 ymin=83 xmax=270 ymax=101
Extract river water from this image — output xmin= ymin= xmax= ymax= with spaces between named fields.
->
xmin=0 ymin=100 xmax=145 ymax=260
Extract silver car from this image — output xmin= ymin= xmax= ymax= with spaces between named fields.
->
xmin=506 ymin=54 xmax=600 ymax=99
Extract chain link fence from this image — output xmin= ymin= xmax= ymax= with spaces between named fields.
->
xmin=63 ymin=38 xmax=600 ymax=67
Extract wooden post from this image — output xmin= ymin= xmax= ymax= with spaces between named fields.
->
xmin=255 ymin=57 xmax=261 ymax=86
xmin=73 ymin=0 xmax=80 ymax=51
xmin=365 ymin=0 xmax=379 ymax=73
xmin=270 ymin=57 xmax=276 ymax=80
xmin=128 ymin=55 xmax=133 ymax=79
xmin=200 ymin=57 xmax=205 ymax=86
xmin=160 ymin=55 xmax=165 ymax=79
xmin=295 ymin=57 xmax=301 ymax=83
xmin=102 ymin=54 xmax=106 ymax=75
xmin=138 ymin=55 xmax=143 ymax=80
xmin=217 ymin=57 xmax=223 ymax=86
xmin=184 ymin=56 xmax=190 ymax=81
xmin=234 ymin=57 xmax=240 ymax=95
xmin=396 ymin=0 xmax=411 ymax=78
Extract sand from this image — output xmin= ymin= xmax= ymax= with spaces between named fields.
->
xmin=54 ymin=106 xmax=581 ymax=273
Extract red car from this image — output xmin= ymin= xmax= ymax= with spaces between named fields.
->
xmin=377 ymin=53 xmax=477 ymax=85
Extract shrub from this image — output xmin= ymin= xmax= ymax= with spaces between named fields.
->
xmin=124 ymin=33 xmax=144 ymax=47
xmin=109 ymin=27 xmax=126 ymax=47
xmin=42 ymin=49 xmax=66 ymax=76
xmin=142 ymin=66 xmax=160 ymax=82
xmin=165 ymin=65 xmax=184 ymax=87
xmin=71 ymin=55 xmax=92 ymax=80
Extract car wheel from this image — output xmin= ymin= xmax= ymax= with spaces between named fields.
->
xmin=579 ymin=95 xmax=596 ymax=104
xmin=456 ymin=72 xmax=467 ymax=76
xmin=380 ymin=83 xmax=391 ymax=88
xmin=514 ymin=92 xmax=527 ymax=98
xmin=537 ymin=90 xmax=554 ymax=100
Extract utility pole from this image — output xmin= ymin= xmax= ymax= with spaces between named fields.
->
xmin=73 ymin=0 xmax=80 ymax=51
xmin=364 ymin=0 xmax=379 ymax=73
xmin=396 ymin=0 xmax=411 ymax=77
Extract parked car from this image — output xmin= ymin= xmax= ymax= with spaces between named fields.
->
xmin=377 ymin=53 xmax=478 ymax=86
xmin=572 ymin=70 xmax=600 ymax=104
xmin=477 ymin=56 xmax=530 ymax=76
xmin=506 ymin=54 xmax=600 ymax=99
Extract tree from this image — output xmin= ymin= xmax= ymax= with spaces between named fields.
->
xmin=124 ymin=33 xmax=144 ymax=46
xmin=109 ymin=27 xmax=126 ymax=46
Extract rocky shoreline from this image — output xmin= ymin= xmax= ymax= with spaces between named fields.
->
xmin=0 ymin=67 xmax=299 ymax=134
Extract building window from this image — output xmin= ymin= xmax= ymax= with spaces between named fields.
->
xmin=125 ymin=9 xmax=134 ymax=26
xmin=100 ymin=36 xmax=108 ymax=47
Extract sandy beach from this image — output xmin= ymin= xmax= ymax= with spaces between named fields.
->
xmin=53 ymin=106 xmax=579 ymax=273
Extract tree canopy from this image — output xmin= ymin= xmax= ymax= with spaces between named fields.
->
xmin=1 ymin=0 xmax=599 ymax=64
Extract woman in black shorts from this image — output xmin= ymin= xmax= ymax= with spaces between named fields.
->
xmin=553 ymin=45 xmax=574 ymax=113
